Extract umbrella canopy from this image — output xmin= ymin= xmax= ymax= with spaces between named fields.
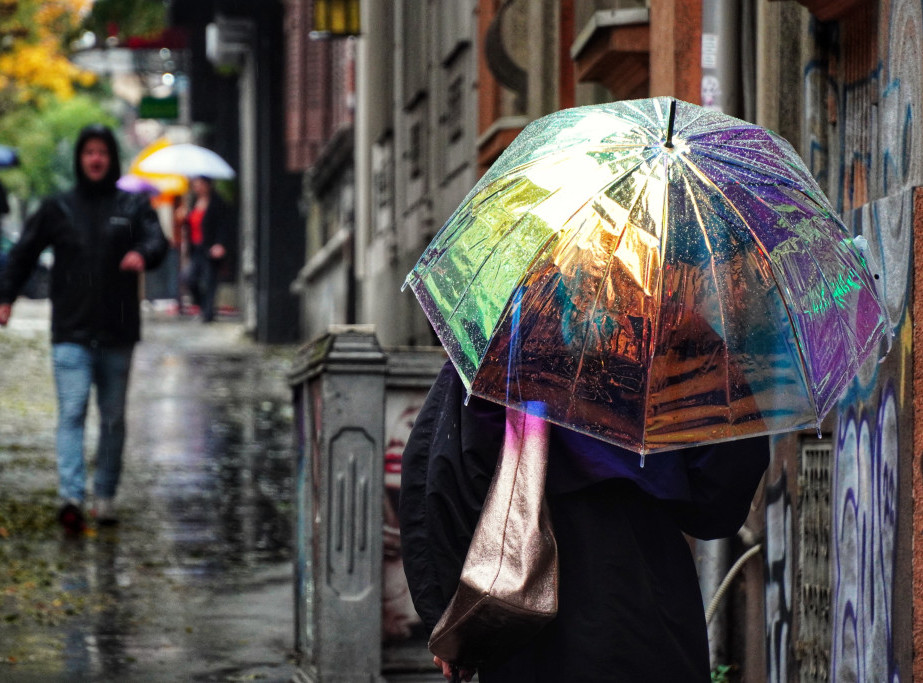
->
xmin=404 ymin=97 xmax=891 ymax=456
xmin=138 ymin=143 xmax=235 ymax=179
xmin=117 ymin=173 xmax=160 ymax=194
xmin=129 ymin=138 xmax=189 ymax=197
xmin=0 ymin=144 xmax=20 ymax=168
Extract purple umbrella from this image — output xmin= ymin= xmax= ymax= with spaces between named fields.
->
xmin=117 ymin=174 xmax=160 ymax=194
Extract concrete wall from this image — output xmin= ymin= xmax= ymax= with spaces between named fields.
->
xmin=834 ymin=195 xmax=912 ymax=682
xmin=355 ymin=0 xmax=480 ymax=348
xmin=825 ymin=1 xmax=920 ymax=677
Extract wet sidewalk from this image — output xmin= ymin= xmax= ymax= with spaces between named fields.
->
xmin=1 ymin=299 xmax=299 ymax=682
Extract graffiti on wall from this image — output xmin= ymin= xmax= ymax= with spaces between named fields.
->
xmin=789 ymin=0 xmax=920 ymax=677
xmin=832 ymin=388 xmax=900 ymax=682
xmin=832 ymin=196 xmax=909 ymax=683
xmin=761 ymin=186 xmax=910 ymax=682
xmin=806 ymin=0 xmax=923 ymax=211
xmin=827 ymin=182 xmax=912 ymax=683
xmin=880 ymin=0 xmax=923 ymax=198
xmin=765 ymin=470 xmax=793 ymax=683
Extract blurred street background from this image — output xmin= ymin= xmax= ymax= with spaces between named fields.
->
xmin=0 ymin=299 xmax=298 ymax=682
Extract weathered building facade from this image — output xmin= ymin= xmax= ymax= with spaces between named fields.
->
xmin=353 ymin=1 xmax=482 ymax=348
xmin=284 ymin=0 xmax=358 ymax=339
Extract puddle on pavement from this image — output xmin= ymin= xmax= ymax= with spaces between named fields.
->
xmin=1 ymin=333 xmax=298 ymax=680
xmin=141 ymin=350 xmax=295 ymax=573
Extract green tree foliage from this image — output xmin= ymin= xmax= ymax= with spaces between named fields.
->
xmin=0 ymin=94 xmax=117 ymax=209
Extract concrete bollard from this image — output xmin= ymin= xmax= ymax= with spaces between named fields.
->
xmin=289 ymin=325 xmax=446 ymax=682
xmin=290 ymin=325 xmax=389 ymax=683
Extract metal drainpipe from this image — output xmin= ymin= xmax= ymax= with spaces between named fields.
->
xmin=699 ymin=0 xmax=741 ymax=672
xmin=701 ymin=0 xmax=741 ymax=116
xmin=698 ymin=537 xmax=731 ymax=668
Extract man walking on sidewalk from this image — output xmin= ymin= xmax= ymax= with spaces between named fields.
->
xmin=0 ymin=124 xmax=168 ymax=534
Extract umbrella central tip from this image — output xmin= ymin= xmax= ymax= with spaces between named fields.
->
xmin=660 ymin=137 xmax=686 ymax=155
xmin=665 ymin=99 xmax=678 ymax=148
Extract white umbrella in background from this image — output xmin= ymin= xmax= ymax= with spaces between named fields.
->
xmin=128 ymin=138 xmax=188 ymax=197
xmin=138 ymin=143 xmax=235 ymax=179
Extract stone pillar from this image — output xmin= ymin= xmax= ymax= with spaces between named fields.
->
xmin=649 ymin=0 xmax=702 ymax=103
xmin=290 ymin=325 xmax=388 ymax=683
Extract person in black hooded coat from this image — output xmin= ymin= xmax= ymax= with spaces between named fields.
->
xmin=0 ymin=124 xmax=168 ymax=533
xmin=399 ymin=360 xmax=769 ymax=682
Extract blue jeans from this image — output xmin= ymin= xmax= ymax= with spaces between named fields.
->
xmin=52 ymin=343 xmax=134 ymax=502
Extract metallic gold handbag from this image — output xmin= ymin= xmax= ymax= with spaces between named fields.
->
xmin=428 ymin=406 xmax=558 ymax=669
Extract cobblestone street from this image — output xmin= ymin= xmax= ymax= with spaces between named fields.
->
xmin=1 ymin=299 xmax=299 ymax=682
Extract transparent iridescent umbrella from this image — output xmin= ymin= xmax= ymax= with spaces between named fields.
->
xmin=404 ymin=97 xmax=890 ymax=457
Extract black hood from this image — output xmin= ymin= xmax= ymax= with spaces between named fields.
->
xmin=74 ymin=124 xmax=121 ymax=195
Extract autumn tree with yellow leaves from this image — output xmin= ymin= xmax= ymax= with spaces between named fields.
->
xmin=0 ymin=0 xmax=169 ymax=203
xmin=0 ymin=0 xmax=97 ymax=112
xmin=0 ymin=0 xmax=114 ymax=203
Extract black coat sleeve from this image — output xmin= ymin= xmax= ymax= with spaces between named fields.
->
xmin=668 ymin=435 xmax=770 ymax=540
xmin=0 ymin=199 xmax=58 ymax=303
xmin=399 ymin=361 xmax=506 ymax=634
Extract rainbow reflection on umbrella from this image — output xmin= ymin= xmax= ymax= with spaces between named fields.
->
xmin=404 ymin=97 xmax=890 ymax=456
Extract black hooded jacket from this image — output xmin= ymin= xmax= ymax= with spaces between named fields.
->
xmin=399 ymin=361 xmax=770 ymax=681
xmin=0 ymin=125 xmax=168 ymax=346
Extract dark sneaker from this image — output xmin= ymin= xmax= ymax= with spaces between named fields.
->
xmin=58 ymin=501 xmax=85 ymax=535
